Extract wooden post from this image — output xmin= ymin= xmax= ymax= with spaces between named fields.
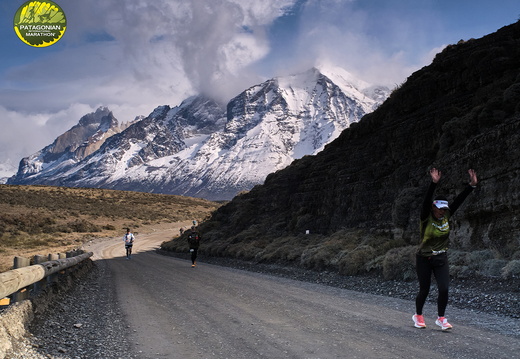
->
xmin=12 ymin=257 xmax=31 ymax=303
xmin=14 ymin=257 xmax=30 ymax=269
xmin=47 ymin=254 xmax=60 ymax=283
xmin=58 ymin=253 xmax=67 ymax=276
xmin=33 ymin=255 xmax=47 ymax=294
xmin=48 ymin=254 xmax=59 ymax=261
xmin=0 ymin=265 xmax=45 ymax=301
xmin=0 ymin=252 xmax=93 ymax=299
xmin=33 ymin=255 xmax=46 ymax=264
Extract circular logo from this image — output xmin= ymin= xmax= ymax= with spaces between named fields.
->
xmin=13 ymin=1 xmax=67 ymax=47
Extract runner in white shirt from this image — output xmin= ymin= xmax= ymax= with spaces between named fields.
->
xmin=123 ymin=228 xmax=135 ymax=259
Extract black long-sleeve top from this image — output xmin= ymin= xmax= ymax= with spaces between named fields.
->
xmin=418 ymin=182 xmax=474 ymax=256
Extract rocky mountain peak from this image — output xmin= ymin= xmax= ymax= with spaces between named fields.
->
xmin=49 ymin=107 xmax=116 ymax=156
xmin=8 ymin=68 xmax=389 ymax=200
xmin=10 ymin=106 xmax=126 ymax=181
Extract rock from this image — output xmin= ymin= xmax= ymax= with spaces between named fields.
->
xmin=201 ymin=20 xmax=520 ymax=260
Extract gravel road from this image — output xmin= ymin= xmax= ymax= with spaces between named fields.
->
xmin=6 ymin=223 xmax=519 ymax=358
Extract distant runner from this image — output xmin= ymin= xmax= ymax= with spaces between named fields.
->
xmin=187 ymin=226 xmax=201 ymax=267
xmin=413 ymin=168 xmax=478 ymax=330
xmin=123 ymin=228 xmax=135 ymax=260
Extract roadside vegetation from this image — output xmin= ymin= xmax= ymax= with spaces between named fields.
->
xmin=162 ymin=226 xmax=520 ymax=282
xmin=0 ymin=184 xmax=221 ymax=272
xmin=3 ymin=184 xmax=517 ymax=283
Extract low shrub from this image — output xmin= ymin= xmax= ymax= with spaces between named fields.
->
xmin=67 ymin=219 xmax=101 ymax=233
xmin=227 ymin=241 xmax=260 ymax=261
xmin=255 ymin=237 xmax=302 ymax=263
xmin=364 ymin=255 xmax=385 ymax=274
xmin=466 ymin=250 xmax=495 ymax=270
xmin=299 ymin=237 xmax=347 ymax=271
xmin=382 ymin=246 xmax=416 ymax=281
xmin=204 ymin=239 xmax=230 ymax=257
xmin=300 ymin=244 xmax=329 ymax=270
xmin=338 ymin=245 xmax=377 ymax=276
xmin=479 ymin=259 xmax=508 ymax=277
xmin=261 ymin=243 xmax=303 ymax=263
xmin=447 ymin=249 xmax=467 ymax=266
xmin=450 ymin=265 xmax=472 ymax=279
xmin=501 ymin=260 xmax=520 ymax=279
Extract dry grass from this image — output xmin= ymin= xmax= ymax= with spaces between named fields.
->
xmin=0 ymin=185 xmax=221 ymax=272
xmin=162 ymin=221 xmax=520 ymax=282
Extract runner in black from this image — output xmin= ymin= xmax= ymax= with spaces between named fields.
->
xmin=187 ymin=226 xmax=201 ymax=267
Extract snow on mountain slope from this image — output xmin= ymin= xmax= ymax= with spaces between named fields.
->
xmin=9 ymin=107 xmax=132 ymax=183
xmin=9 ymin=68 xmax=389 ymax=200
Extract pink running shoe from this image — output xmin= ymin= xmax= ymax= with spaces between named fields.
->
xmin=412 ymin=314 xmax=426 ymax=328
xmin=435 ymin=317 xmax=453 ymax=330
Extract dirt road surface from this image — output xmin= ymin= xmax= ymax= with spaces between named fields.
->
xmin=83 ymin=223 xmax=519 ymax=359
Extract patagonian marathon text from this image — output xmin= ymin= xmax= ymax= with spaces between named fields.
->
xmin=18 ymin=25 xmax=62 ymax=31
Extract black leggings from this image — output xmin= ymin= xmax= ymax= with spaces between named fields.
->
xmin=415 ymin=253 xmax=449 ymax=317
xmin=191 ymin=248 xmax=198 ymax=264
xmin=125 ymin=245 xmax=133 ymax=258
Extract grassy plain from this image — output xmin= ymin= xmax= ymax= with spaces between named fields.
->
xmin=0 ymin=184 xmax=221 ymax=272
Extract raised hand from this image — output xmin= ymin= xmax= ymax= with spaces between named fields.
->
xmin=468 ymin=169 xmax=478 ymax=186
xmin=430 ymin=168 xmax=441 ymax=183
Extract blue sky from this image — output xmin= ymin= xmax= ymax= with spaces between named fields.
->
xmin=0 ymin=0 xmax=519 ymax=176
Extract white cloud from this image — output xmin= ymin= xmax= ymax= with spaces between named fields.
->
xmin=272 ymin=0 xmax=445 ymax=87
xmin=0 ymin=104 xmax=93 ymax=165
xmin=1 ymin=0 xmax=297 ymax=168
xmin=5 ymin=0 xmax=506 ymax=174
xmin=65 ymin=0 xmax=296 ymax=102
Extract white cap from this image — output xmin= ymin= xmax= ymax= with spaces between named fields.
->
xmin=433 ymin=200 xmax=449 ymax=210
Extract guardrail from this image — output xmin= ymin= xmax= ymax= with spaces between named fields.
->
xmin=0 ymin=251 xmax=93 ymax=303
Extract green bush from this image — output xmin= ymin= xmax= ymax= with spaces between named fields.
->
xmin=255 ymin=237 xmax=302 ymax=263
xmin=203 ymin=239 xmax=228 ymax=257
xmin=227 ymin=241 xmax=259 ymax=261
xmin=300 ymin=244 xmax=329 ymax=270
xmin=338 ymin=245 xmax=377 ymax=275
xmin=501 ymin=260 xmax=520 ymax=279
xmin=466 ymin=250 xmax=495 ymax=269
xmin=261 ymin=243 xmax=303 ymax=262
xmin=382 ymin=246 xmax=416 ymax=281
xmin=448 ymin=249 xmax=467 ymax=266
xmin=364 ymin=255 xmax=385 ymax=274
xmin=299 ymin=237 xmax=347 ymax=271
xmin=479 ymin=259 xmax=508 ymax=277
xmin=450 ymin=265 xmax=472 ymax=279
xmin=67 ymin=219 xmax=101 ymax=233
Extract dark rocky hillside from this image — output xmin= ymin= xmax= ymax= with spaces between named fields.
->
xmin=187 ymin=21 xmax=520 ymax=270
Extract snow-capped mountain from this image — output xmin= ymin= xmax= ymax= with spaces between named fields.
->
xmin=9 ymin=67 xmax=389 ymax=200
xmin=8 ymin=107 xmax=136 ymax=184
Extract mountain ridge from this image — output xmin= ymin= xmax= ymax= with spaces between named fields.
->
xmin=9 ymin=67 xmax=389 ymax=200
